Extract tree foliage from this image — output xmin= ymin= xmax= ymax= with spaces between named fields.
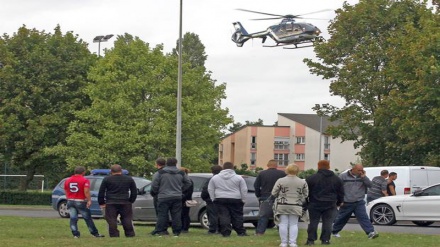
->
xmin=0 ymin=25 xmax=95 ymax=190
xmin=59 ymin=33 xmax=231 ymax=174
xmin=305 ymin=0 xmax=439 ymax=166
xmin=227 ymin=118 xmax=264 ymax=133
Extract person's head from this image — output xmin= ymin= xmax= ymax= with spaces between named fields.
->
xmin=222 ymin=162 xmax=234 ymax=170
xmin=155 ymin=158 xmax=166 ymax=169
xmin=267 ymin=159 xmax=278 ymax=169
xmin=166 ymin=157 xmax=178 ymax=167
xmin=285 ymin=164 xmax=299 ymax=176
xmin=317 ymin=160 xmax=330 ymax=170
xmin=211 ymin=165 xmax=222 ymax=175
xmin=110 ymin=164 xmax=123 ymax=175
xmin=389 ymin=172 xmax=397 ymax=181
xmin=380 ymin=169 xmax=389 ymax=177
xmin=180 ymin=167 xmax=190 ymax=174
xmin=351 ymin=164 xmax=364 ymax=176
xmin=74 ymin=166 xmax=86 ymax=175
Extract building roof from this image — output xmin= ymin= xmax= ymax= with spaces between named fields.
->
xmin=278 ymin=113 xmax=339 ymax=133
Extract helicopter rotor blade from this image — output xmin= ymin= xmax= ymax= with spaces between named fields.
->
xmin=250 ymin=17 xmax=284 ymax=21
xmin=296 ymin=9 xmax=333 ymax=17
xmin=236 ymin=8 xmax=284 ymax=18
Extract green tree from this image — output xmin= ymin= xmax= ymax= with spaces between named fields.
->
xmin=227 ymin=119 xmax=264 ymax=133
xmin=61 ymin=33 xmax=231 ymax=174
xmin=0 ymin=25 xmax=95 ymax=190
xmin=305 ymin=0 xmax=439 ymax=166
xmin=172 ymin=32 xmax=207 ymax=69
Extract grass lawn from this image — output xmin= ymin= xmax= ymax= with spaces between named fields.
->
xmin=0 ymin=216 xmax=438 ymax=247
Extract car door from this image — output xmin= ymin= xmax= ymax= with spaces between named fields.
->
xmin=132 ymin=184 xmax=156 ymax=221
xmin=88 ymin=177 xmax=103 ymax=216
xmin=401 ymin=184 xmax=440 ymax=221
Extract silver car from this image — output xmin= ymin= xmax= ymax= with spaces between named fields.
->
xmin=132 ymin=173 xmax=260 ymax=228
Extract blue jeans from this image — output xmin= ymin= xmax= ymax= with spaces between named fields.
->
xmin=155 ymin=198 xmax=182 ymax=235
xmin=256 ymin=198 xmax=273 ymax=234
xmin=332 ymin=200 xmax=374 ymax=235
xmin=67 ymin=200 xmax=99 ymax=237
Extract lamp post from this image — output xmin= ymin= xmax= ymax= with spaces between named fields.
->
xmin=93 ymin=34 xmax=114 ymax=57
xmin=319 ymin=115 xmax=323 ymax=160
xmin=176 ymin=0 xmax=183 ymax=168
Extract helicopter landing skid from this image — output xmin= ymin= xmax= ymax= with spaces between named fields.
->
xmin=283 ymin=44 xmax=314 ymax=49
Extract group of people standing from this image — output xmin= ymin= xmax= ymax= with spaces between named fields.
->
xmin=63 ymin=158 xmax=391 ymax=245
xmin=254 ymin=160 xmax=382 ymax=247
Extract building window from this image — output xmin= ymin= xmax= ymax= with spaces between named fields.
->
xmin=324 ymin=136 xmax=330 ymax=150
xmin=295 ymin=153 xmax=305 ymax=161
xmin=296 ymin=136 xmax=305 ymax=144
xmin=324 ymin=153 xmax=330 ymax=160
xmin=274 ymin=141 xmax=289 ymax=150
xmin=251 ymin=136 xmax=257 ymax=149
xmin=250 ymin=153 xmax=256 ymax=165
xmin=274 ymin=153 xmax=289 ymax=166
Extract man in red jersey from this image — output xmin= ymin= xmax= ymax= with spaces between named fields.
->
xmin=64 ymin=166 xmax=104 ymax=238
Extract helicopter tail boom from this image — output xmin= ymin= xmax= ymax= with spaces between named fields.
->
xmin=231 ymin=22 xmax=251 ymax=47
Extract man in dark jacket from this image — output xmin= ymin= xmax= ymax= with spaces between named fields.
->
xmin=150 ymin=158 xmax=191 ymax=236
xmin=253 ymin=159 xmax=286 ymax=235
xmin=305 ymin=160 xmax=344 ymax=245
xmin=201 ymin=165 xmax=222 ymax=234
xmin=98 ymin=164 xmax=137 ymax=237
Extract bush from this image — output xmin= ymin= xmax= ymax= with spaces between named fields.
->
xmin=0 ymin=191 xmax=51 ymax=205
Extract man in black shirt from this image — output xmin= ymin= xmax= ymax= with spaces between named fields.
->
xmin=305 ymin=160 xmax=344 ymax=245
xmin=201 ymin=165 xmax=222 ymax=234
xmin=98 ymin=164 xmax=137 ymax=237
xmin=387 ymin=172 xmax=398 ymax=196
xmin=253 ymin=159 xmax=286 ymax=235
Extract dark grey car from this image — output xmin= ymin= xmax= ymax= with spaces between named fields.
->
xmin=132 ymin=173 xmax=260 ymax=228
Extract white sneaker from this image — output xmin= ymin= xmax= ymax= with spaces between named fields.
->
xmin=368 ymin=231 xmax=379 ymax=239
xmin=279 ymin=244 xmax=288 ymax=247
xmin=289 ymin=244 xmax=298 ymax=247
xmin=332 ymin=233 xmax=341 ymax=238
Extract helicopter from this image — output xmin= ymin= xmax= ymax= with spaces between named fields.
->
xmin=231 ymin=9 xmax=330 ymax=49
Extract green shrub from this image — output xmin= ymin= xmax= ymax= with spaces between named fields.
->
xmin=0 ymin=191 xmax=51 ymax=205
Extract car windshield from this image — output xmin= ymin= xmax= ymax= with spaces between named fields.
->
xmin=243 ymin=176 xmax=256 ymax=192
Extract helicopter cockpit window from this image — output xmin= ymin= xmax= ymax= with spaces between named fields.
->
xmin=285 ymin=22 xmax=293 ymax=31
xmin=293 ymin=24 xmax=301 ymax=32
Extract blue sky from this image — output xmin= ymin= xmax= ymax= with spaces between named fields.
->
xmin=1 ymin=0 xmax=359 ymax=125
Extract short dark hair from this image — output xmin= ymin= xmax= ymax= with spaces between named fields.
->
xmin=111 ymin=164 xmax=122 ymax=173
xmin=381 ymin=170 xmax=389 ymax=176
xmin=166 ymin=157 xmax=178 ymax=166
xmin=156 ymin=158 xmax=166 ymax=167
xmin=211 ymin=165 xmax=222 ymax=175
xmin=222 ymin=162 xmax=234 ymax=170
xmin=74 ymin=166 xmax=86 ymax=175
xmin=389 ymin=172 xmax=397 ymax=176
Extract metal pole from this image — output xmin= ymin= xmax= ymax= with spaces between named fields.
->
xmin=176 ymin=0 xmax=183 ymax=168
xmin=319 ymin=116 xmax=323 ymax=160
xmin=98 ymin=41 xmax=101 ymax=57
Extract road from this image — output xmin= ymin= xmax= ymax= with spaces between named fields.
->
xmin=1 ymin=207 xmax=439 ymax=235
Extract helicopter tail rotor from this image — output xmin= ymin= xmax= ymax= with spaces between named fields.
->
xmin=231 ymin=22 xmax=251 ymax=47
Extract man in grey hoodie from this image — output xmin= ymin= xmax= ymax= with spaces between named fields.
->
xmin=208 ymin=162 xmax=248 ymax=237
xmin=150 ymin=158 xmax=191 ymax=236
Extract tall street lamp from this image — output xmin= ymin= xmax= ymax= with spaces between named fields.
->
xmin=93 ymin=34 xmax=114 ymax=57
xmin=176 ymin=0 xmax=183 ymax=168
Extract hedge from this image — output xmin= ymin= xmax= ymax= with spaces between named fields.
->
xmin=0 ymin=191 xmax=51 ymax=205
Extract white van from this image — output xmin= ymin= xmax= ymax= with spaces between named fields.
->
xmin=363 ymin=166 xmax=440 ymax=195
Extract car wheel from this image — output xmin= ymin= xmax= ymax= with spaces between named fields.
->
xmin=412 ymin=221 xmax=434 ymax=226
xmin=199 ymin=209 xmax=209 ymax=229
xmin=58 ymin=201 xmax=70 ymax=218
xmin=370 ymin=204 xmax=396 ymax=225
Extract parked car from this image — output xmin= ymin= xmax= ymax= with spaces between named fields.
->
xmin=51 ymin=169 xmax=150 ymax=218
xmin=367 ymin=183 xmax=440 ymax=226
xmin=132 ymin=173 xmax=261 ymax=229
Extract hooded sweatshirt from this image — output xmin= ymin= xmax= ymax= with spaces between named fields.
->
xmin=207 ymin=169 xmax=247 ymax=202
xmin=306 ymin=169 xmax=344 ymax=205
xmin=151 ymin=166 xmax=191 ymax=200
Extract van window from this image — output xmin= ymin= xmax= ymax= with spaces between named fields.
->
xmin=427 ymin=170 xmax=440 ymax=185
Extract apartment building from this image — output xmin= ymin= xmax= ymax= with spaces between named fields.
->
xmin=218 ymin=113 xmax=360 ymax=172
